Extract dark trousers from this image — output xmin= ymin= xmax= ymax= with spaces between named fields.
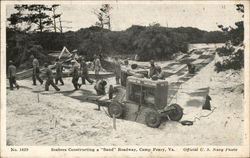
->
xmin=81 ymin=73 xmax=93 ymax=84
xmin=9 ymin=76 xmax=19 ymax=90
xmin=45 ymin=79 xmax=60 ymax=91
xmin=95 ymin=70 xmax=100 ymax=81
xmin=115 ymin=76 xmax=120 ymax=84
xmin=32 ymin=69 xmax=43 ymax=85
xmin=55 ymin=75 xmax=64 ymax=85
xmin=72 ymin=77 xmax=80 ymax=90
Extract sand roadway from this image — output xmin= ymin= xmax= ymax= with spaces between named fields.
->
xmin=6 ymin=45 xmax=244 ymax=146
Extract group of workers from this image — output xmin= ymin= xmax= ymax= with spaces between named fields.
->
xmin=8 ymin=52 xmax=169 ymax=96
xmin=45 ymin=54 xmax=105 ymax=93
xmin=8 ymin=54 xmax=108 ymax=95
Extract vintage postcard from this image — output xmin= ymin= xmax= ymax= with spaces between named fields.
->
xmin=1 ymin=0 xmax=249 ymax=157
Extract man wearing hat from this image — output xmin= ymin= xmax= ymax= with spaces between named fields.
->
xmin=70 ymin=60 xmax=81 ymax=90
xmin=55 ymin=58 xmax=64 ymax=85
xmin=7 ymin=60 xmax=19 ymax=90
xmin=30 ymin=55 xmax=43 ymax=85
xmin=79 ymin=56 xmax=94 ymax=85
xmin=44 ymin=63 xmax=60 ymax=91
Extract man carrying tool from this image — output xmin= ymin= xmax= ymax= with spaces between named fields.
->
xmin=79 ymin=56 xmax=94 ymax=85
xmin=44 ymin=63 xmax=60 ymax=91
xmin=7 ymin=60 xmax=19 ymax=90
xmin=93 ymin=55 xmax=102 ymax=81
xmin=55 ymin=58 xmax=64 ymax=85
xmin=94 ymin=79 xmax=107 ymax=95
xmin=114 ymin=57 xmax=121 ymax=84
xmin=69 ymin=60 xmax=81 ymax=90
xmin=31 ymin=55 xmax=43 ymax=85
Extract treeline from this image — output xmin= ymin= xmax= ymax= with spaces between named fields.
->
xmin=7 ymin=25 xmax=228 ymax=69
xmin=214 ymin=4 xmax=244 ymax=72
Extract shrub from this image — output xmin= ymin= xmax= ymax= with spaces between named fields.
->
xmin=215 ymin=46 xmax=244 ymax=72
xmin=216 ymin=46 xmax=235 ymax=57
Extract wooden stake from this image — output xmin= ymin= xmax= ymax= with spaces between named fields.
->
xmin=54 ymin=118 xmax=57 ymax=128
xmin=113 ymin=114 xmax=116 ymax=130
xmin=37 ymin=93 xmax=39 ymax=103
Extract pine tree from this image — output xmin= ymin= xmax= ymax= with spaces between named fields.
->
xmin=8 ymin=5 xmax=53 ymax=32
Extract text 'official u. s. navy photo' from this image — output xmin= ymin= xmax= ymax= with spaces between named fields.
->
xmin=0 ymin=1 xmax=249 ymax=158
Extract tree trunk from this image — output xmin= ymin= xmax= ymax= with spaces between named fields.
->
xmin=53 ymin=8 xmax=57 ymax=32
xmin=108 ymin=16 xmax=111 ymax=30
xmin=39 ymin=9 xmax=43 ymax=32
xmin=39 ymin=18 xmax=43 ymax=32
xmin=59 ymin=17 xmax=63 ymax=34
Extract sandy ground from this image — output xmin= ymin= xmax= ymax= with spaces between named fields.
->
xmin=6 ymin=47 xmax=244 ymax=146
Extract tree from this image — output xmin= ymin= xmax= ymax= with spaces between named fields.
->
xmin=8 ymin=5 xmax=53 ymax=32
xmin=215 ymin=4 xmax=244 ymax=72
xmin=7 ymin=5 xmax=27 ymax=31
xmin=236 ymin=4 xmax=244 ymax=16
xmin=217 ymin=4 xmax=244 ymax=45
xmin=51 ymin=5 xmax=61 ymax=33
xmin=93 ymin=4 xmax=112 ymax=30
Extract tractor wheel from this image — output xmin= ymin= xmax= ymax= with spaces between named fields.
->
xmin=108 ymin=102 xmax=124 ymax=118
xmin=168 ymin=104 xmax=183 ymax=121
xmin=145 ymin=110 xmax=161 ymax=128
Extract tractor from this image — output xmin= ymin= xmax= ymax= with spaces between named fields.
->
xmin=107 ymin=76 xmax=183 ymax=128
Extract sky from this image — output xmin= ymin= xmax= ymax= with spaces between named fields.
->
xmin=6 ymin=3 xmax=243 ymax=32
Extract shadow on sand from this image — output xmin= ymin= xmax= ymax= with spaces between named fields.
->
xmin=185 ymin=87 xmax=210 ymax=107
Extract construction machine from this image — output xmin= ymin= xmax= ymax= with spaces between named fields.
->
xmin=106 ymin=76 xmax=183 ymax=128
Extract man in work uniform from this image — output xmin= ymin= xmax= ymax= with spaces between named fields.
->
xmin=94 ymin=79 xmax=107 ymax=95
xmin=187 ymin=63 xmax=195 ymax=74
xmin=149 ymin=60 xmax=165 ymax=80
xmin=31 ymin=55 xmax=43 ymax=85
xmin=70 ymin=60 xmax=81 ymax=90
xmin=44 ymin=63 xmax=60 ymax=91
xmin=149 ymin=60 xmax=160 ymax=78
xmin=7 ymin=60 xmax=19 ymax=90
xmin=79 ymin=56 xmax=94 ymax=85
xmin=114 ymin=57 xmax=121 ymax=84
xmin=93 ymin=55 xmax=101 ymax=81
xmin=55 ymin=58 xmax=64 ymax=85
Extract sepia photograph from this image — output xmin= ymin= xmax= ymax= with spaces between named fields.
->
xmin=1 ymin=0 xmax=249 ymax=157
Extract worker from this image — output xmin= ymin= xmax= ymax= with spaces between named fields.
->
xmin=7 ymin=60 xmax=19 ymax=90
xmin=135 ymin=54 xmax=139 ymax=61
xmin=114 ymin=57 xmax=121 ymax=84
xmin=187 ymin=63 xmax=195 ymax=74
xmin=108 ymin=85 xmax=114 ymax=99
xmin=44 ymin=63 xmax=60 ymax=91
xmin=94 ymin=79 xmax=107 ymax=95
xmin=31 ymin=55 xmax=43 ymax=85
xmin=69 ymin=60 xmax=81 ymax=90
xmin=55 ymin=58 xmax=64 ymax=85
xmin=71 ymin=49 xmax=78 ymax=60
xmin=149 ymin=60 xmax=160 ymax=78
xmin=124 ymin=59 xmax=129 ymax=66
xmin=93 ymin=55 xmax=102 ymax=81
xmin=79 ymin=56 xmax=94 ymax=85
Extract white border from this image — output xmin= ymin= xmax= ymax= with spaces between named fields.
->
xmin=1 ymin=1 xmax=249 ymax=157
